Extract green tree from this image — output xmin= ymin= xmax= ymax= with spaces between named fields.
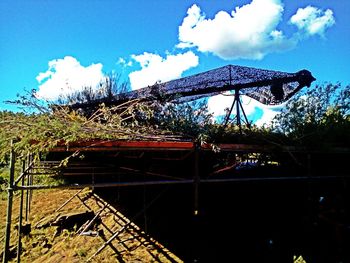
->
xmin=272 ymin=83 xmax=350 ymax=146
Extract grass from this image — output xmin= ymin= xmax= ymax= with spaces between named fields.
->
xmin=294 ymin=255 xmax=307 ymax=263
xmin=0 ymin=188 xmax=183 ymax=262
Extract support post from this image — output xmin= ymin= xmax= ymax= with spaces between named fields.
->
xmin=192 ymin=143 xmax=201 ymax=263
xmin=29 ymin=172 xmax=33 ymax=217
xmin=235 ymin=88 xmax=241 ymax=130
xmin=223 ymin=88 xmax=251 ymax=132
xmin=193 ymin=143 xmax=200 ymax=216
xmin=3 ymin=141 xmax=15 ymax=263
xmin=25 ymin=155 xmax=30 ymax=222
xmin=16 ymin=160 xmax=26 ymax=263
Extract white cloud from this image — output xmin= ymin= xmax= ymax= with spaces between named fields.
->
xmin=254 ymin=107 xmax=279 ymax=127
xmin=207 ymin=93 xmax=235 ymax=117
xmin=290 ymin=6 xmax=335 ymax=36
xmin=117 ymin=57 xmax=133 ymax=67
xmin=208 ymin=93 xmax=282 ymax=126
xmin=129 ymin=51 xmax=199 ymax=90
xmin=178 ymin=0 xmax=296 ymax=60
xmin=208 ymin=94 xmax=256 ymax=117
xmin=36 ymin=56 xmax=104 ymax=100
xmin=177 ymin=1 xmax=335 ymax=60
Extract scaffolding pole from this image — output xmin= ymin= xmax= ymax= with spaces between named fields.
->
xmin=25 ymin=155 xmax=31 ymax=222
xmin=193 ymin=144 xmax=200 ymax=216
xmin=3 ymin=141 xmax=15 ymax=263
xmin=16 ymin=160 xmax=26 ymax=263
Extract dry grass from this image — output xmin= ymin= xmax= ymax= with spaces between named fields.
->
xmin=0 ymin=188 xmax=182 ymax=262
xmin=294 ymin=255 xmax=307 ymax=263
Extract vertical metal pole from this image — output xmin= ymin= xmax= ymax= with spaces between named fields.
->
xmin=235 ymin=88 xmax=242 ymax=133
xmin=3 ymin=141 xmax=15 ymax=263
xmin=193 ymin=144 xmax=200 ymax=216
xmin=25 ymin=155 xmax=30 ymax=222
xmin=29 ymin=171 xmax=33 ymax=217
xmin=26 ymin=154 xmax=33 ymax=221
xmin=193 ymin=144 xmax=201 ymax=263
xmin=16 ymin=160 xmax=25 ymax=263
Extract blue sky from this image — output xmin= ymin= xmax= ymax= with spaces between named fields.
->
xmin=1 ymin=0 xmax=349 ymax=124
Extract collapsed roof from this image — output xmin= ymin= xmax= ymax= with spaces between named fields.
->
xmin=71 ymin=64 xmax=316 ymax=109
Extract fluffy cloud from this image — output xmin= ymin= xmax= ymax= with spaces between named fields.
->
xmin=208 ymin=94 xmax=257 ymax=117
xmin=177 ymin=0 xmax=335 ymax=60
xmin=208 ymin=94 xmax=281 ymax=126
xmin=254 ymin=107 xmax=279 ymax=127
xmin=129 ymin=51 xmax=199 ymax=90
xmin=178 ymin=0 xmax=295 ymax=60
xmin=36 ymin=56 xmax=104 ymax=100
xmin=290 ymin=6 xmax=335 ymax=36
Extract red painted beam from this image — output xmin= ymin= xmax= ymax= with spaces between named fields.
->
xmin=50 ymin=140 xmax=195 ymax=152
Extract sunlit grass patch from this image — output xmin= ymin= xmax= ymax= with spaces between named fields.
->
xmin=294 ymin=254 xmax=307 ymax=263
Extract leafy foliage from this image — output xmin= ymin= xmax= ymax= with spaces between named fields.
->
xmin=0 ymin=97 xmax=170 ymax=163
xmin=147 ymin=100 xmax=213 ymax=138
xmin=272 ymin=83 xmax=350 ymax=146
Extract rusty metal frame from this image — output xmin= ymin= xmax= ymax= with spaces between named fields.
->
xmin=2 ymin=140 xmax=350 ymax=262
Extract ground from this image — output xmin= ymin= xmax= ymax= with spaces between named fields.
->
xmin=0 ymin=188 xmax=182 ymax=262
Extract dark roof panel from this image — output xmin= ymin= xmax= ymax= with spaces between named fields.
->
xmin=70 ymin=65 xmax=315 ymax=109
xmin=118 ymin=64 xmax=315 ymax=105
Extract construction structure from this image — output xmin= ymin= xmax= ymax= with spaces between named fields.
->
xmin=2 ymin=140 xmax=350 ymax=262
xmin=2 ymin=65 xmax=350 ymax=262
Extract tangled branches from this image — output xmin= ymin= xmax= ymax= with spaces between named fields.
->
xmin=0 ymin=98 xmax=174 ymax=162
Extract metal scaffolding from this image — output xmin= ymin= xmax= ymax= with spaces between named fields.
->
xmin=2 ymin=140 xmax=349 ymax=262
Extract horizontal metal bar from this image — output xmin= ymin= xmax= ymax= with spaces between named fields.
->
xmin=50 ymin=146 xmax=194 ymax=152
xmin=59 ymin=166 xmax=112 ymax=170
xmin=26 ymin=172 xmax=59 ymax=175
xmin=13 ymin=175 xmax=349 ymax=191
xmin=61 ymin=172 xmax=117 ymax=176
xmin=15 ymin=179 xmax=195 ymax=190
xmin=201 ymin=175 xmax=350 ymax=184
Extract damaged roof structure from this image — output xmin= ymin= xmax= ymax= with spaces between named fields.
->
xmin=70 ymin=64 xmax=316 ymax=109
